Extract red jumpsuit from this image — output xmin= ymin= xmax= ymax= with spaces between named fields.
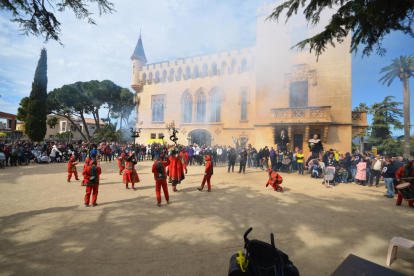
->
xmin=67 ymin=156 xmax=79 ymax=182
xmin=395 ymin=167 xmax=414 ymax=207
xmin=83 ymin=163 xmax=101 ymax=206
xmin=118 ymin=153 xmax=126 ymax=175
xmin=152 ymin=158 xmax=170 ymax=205
xmin=179 ymin=151 xmax=189 ymax=174
xmin=122 ymin=155 xmax=140 ymax=189
xmin=199 ymin=156 xmax=213 ymax=191
xmin=81 ymin=158 xmax=91 ymax=186
xmin=266 ymin=168 xmax=283 ymax=192
xmin=168 ymin=155 xmax=184 ymax=192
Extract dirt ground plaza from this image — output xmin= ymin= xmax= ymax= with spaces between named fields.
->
xmin=0 ymin=161 xmax=413 ymax=276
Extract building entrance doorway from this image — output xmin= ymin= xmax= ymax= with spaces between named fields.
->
xmin=189 ymin=129 xmax=212 ymax=146
xmin=294 ymin=134 xmax=303 ymax=151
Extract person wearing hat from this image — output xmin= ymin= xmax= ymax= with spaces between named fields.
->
xmin=198 ymin=155 xmax=213 ymax=192
xmin=179 ymin=148 xmax=189 ymax=174
xmin=266 ymin=168 xmax=283 ymax=192
xmin=81 ymin=157 xmax=92 ymax=186
xmin=83 ymin=158 xmax=101 ymax=207
xmin=123 ymin=150 xmax=140 ymax=189
xmin=167 ymin=150 xmax=184 ymax=192
xmin=118 ymin=150 xmax=127 ymax=175
xmin=152 ymin=156 xmax=171 ymax=206
xmin=67 ymin=155 xmax=80 ymax=182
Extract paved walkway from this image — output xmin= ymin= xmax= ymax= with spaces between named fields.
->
xmin=0 ymin=161 xmax=413 ymax=275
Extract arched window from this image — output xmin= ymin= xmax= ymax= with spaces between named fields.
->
xmin=202 ymin=63 xmax=208 ymax=77
xmin=155 ymin=71 xmax=160 ymax=83
xmin=251 ymin=57 xmax=256 ymax=71
xmin=230 ymin=59 xmax=237 ymax=74
xmin=193 ymin=65 xmax=200 ymax=78
xmin=148 ymin=72 xmax=153 ymax=83
xmin=220 ymin=60 xmax=227 ymax=75
xmin=141 ymin=73 xmax=147 ymax=84
xmin=194 ymin=88 xmax=206 ymax=123
xmin=211 ymin=62 xmax=218 ymax=76
xmin=181 ymin=89 xmax=193 ymax=123
xmin=209 ymin=87 xmax=221 ymax=122
xmin=176 ymin=68 xmax=182 ymax=81
xmin=162 ymin=70 xmax=167 ymax=82
xmin=241 ymin=58 xmax=247 ymax=72
xmin=152 ymin=95 xmax=165 ymax=122
xmin=185 ymin=66 xmax=191 ymax=80
xmin=169 ymin=68 xmax=175 ymax=82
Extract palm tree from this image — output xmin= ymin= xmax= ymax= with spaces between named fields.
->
xmin=379 ymin=55 xmax=414 ymax=158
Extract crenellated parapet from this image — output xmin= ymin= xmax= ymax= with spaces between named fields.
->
xmin=140 ymin=47 xmax=256 ymax=85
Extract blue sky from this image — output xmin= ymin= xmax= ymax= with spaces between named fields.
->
xmin=0 ymin=0 xmax=412 ymax=135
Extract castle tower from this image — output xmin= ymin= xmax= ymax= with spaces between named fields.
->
xmin=131 ymin=34 xmax=147 ymax=93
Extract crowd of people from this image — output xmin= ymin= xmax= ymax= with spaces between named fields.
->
xmin=0 ymin=138 xmax=413 ymax=208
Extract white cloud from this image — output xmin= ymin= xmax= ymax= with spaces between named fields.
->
xmin=0 ymin=0 xmax=262 ymax=116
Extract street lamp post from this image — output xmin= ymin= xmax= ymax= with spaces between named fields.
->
xmin=166 ymin=120 xmax=179 ymax=146
xmin=130 ymin=121 xmax=143 ymax=145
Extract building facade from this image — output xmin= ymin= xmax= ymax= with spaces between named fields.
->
xmin=44 ymin=116 xmax=104 ymax=140
xmin=131 ymin=1 xmax=368 ymax=156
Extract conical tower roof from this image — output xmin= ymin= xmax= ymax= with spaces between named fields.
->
xmin=131 ymin=35 xmax=147 ymax=63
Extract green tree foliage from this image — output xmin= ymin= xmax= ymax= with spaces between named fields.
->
xmin=368 ymin=96 xmax=403 ymax=154
xmin=93 ymin=121 xmax=122 ymax=142
xmin=16 ymin=96 xmax=29 ymax=121
xmin=47 ymin=85 xmax=89 ymax=140
xmin=0 ymin=0 xmax=115 ymax=44
xmin=267 ymin=0 xmax=414 ymax=58
xmin=46 ymin=116 xmax=59 ymax=127
xmin=379 ymin=55 xmax=414 ymax=158
xmin=46 ymin=80 xmax=126 ymax=140
xmin=25 ymin=48 xmax=47 ymax=142
xmin=55 ymin=131 xmax=74 ymax=142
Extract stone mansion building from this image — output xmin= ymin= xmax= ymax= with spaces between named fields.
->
xmin=130 ymin=1 xmax=367 ymax=155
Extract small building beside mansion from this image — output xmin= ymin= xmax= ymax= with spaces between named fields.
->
xmin=131 ymin=1 xmax=367 ymax=155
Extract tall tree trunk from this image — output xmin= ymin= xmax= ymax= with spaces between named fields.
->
xmin=95 ymin=109 xmax=101 ymax=129
xmin=79 ymin=110 xmax=91 ymax=140
xmin=403 ymin=77 xmax=411 ymax=158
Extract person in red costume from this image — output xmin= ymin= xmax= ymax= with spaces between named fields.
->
xmin=67 ymin=155 xmax=79 ymax=182
xmin=179 ymin=148 xmax=189 ymax=174
xmin=152 ymin=157 xmax=171 ymax=206
xmin=266 ymin=168 xmax=283 ymax=192
xmin=395 ymin=161 xmax=414 ymax=207
xmin=198 ymin=155 xmax=213 ymax=192
xmin=168 ymin=150 xmax=184 ymax=192
xmin=83 ymin=158 xmax=101 ymax=207
xmin=123 ymin=150 xmax=140 ymax=190
xmin=118 ymin=152 xmax=126 ymax=175
xmin=81 ymin=157 xmax=91 ymax=186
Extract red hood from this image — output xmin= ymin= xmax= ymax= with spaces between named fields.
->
xmin=205 ymin=156 xmax=211 ymax=161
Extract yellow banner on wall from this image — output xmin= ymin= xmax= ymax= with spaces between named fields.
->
xmin=147 ymin=139 xmax=164 ymax=145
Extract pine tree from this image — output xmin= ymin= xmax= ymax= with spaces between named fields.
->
xmin=25 ymin=48 xmax=48 ymax=142
xmin=368 ymin=96 xmax=403 ymax=153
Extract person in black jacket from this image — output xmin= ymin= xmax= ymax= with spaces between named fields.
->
xmin=261 ymin=146 xmax=270 ymax=170
xmin=382 ymin=159 xmax=397 ymax=198
xmin=276 ymin=129 xmax=290 ymax=151
xmin=228 ymin=148 xmax=237 ymax=173
xmin=238 ymin=148 xmax=248 ymax=174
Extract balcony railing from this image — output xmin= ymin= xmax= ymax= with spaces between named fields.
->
xmin=352 ymin=111 xmax=368 ymax=127
xmin=271 ymin=106 xmax=331 ymax=123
